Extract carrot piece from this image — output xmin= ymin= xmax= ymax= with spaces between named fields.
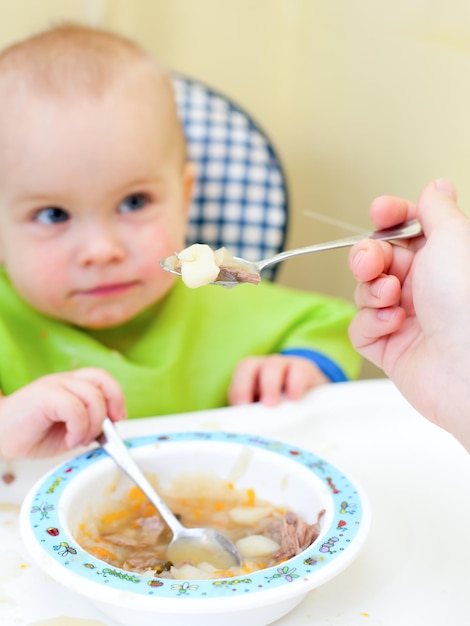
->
xmin=213 ymin=569 xmax=234 ymax=578
xmin=141 ymin=503 xmax=157 ymax=517
xmin=245 ymin=488 xmax=255 ymax=506
xmin=89 ymin=546 xmax=119 ymax=561
xmin=77 ymin=523 xmax=93 ymax=539
xmin=128 ymin=485 xmax=146 ymax=502
xmin=101 ymin=509 xmax=129 ymax=525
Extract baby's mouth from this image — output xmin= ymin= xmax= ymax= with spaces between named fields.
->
xmin=74 ymin=281 xmax=140 ymax=297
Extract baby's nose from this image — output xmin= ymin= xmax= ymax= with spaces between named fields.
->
xmin=77 ymin=224 xmax=126 ymax=266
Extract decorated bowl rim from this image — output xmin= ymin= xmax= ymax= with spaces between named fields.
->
xmin=20 ymin=431 xmax=371 ymax=611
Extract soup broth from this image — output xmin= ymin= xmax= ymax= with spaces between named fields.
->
xmin=76 ymin=472 xmax=323 ymax=580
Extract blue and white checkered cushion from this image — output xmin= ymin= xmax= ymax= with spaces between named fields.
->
xmin=172 ymin=74 xmax=289 ymax=280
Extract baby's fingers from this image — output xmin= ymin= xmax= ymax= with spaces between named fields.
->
xmin=62 ymin=369 xmax=126 ymax=447
xmin=46 ymin=385 xmax=100 ymax=450
xmin=228 ymin=357 xmax=262 ymax=405
xmin=256 ymin=355 xmax=290 ymax=406
xmin=229 ymin=356 xmax=288 ymax=406
xmin=229 ymin=356 xmax=328 ymax=408
xmin=53 ymin=379 xmax=110 ymax=448
xmin=283 ymin=358 xmax=328 ymax=401
xmin=255 ymin=356 xmax=327 ymax=405
xmin=72 ymin=368 xmax=126 ymax=420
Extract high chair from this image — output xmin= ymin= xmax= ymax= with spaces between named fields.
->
xmin=172 ymin=74 xmax=289 ymax=281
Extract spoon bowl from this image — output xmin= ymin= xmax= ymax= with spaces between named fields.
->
xmin=97 ymin=418 xmax=242 ymax=569
xmin=160 ymin=219 xmax=423 ymax=287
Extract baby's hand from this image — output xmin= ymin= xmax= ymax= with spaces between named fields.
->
xmin=0 ymin=368 xmax=126 ymax=459
xmin=228 ymin=355 xmax=328 ymax=407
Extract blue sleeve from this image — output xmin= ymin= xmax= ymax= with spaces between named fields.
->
xmin=281 ymin=348 xmax=349 ymax=383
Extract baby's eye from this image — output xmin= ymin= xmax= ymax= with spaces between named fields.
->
xmin=35 ymin=207 xmax=70 ymax=224
xmin=118 ymin=193 xmax=149 ymax=213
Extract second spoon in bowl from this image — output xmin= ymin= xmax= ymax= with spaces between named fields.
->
xmin=97 ymin=418 xmax=242 ymax=570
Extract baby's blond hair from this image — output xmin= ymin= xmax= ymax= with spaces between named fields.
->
xmin=0 ymin=23 xmax=186 ymax=158
xmin=0 ymin=23 xmax=164 ymax=94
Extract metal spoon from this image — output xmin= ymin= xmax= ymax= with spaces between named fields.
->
xmin=97 ymin=418 xmax=242 ymax=570
xmin=160 ymin=219 xmax=423 ymax=287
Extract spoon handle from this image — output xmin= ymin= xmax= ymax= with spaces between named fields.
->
xmin=97 ymin=418 xmax=184 ymax=535
xmin=257 ymin=218 xmax=423 ymax=271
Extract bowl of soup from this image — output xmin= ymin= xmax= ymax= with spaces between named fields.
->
xmin=20 ymin=431 xmax=370 ymax=626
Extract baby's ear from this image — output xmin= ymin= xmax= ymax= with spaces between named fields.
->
xmin=182 ymin=161 xmax=196 ymax=215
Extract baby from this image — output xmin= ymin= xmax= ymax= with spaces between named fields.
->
xmin=0 ymin=24 xmax=360 ymax=459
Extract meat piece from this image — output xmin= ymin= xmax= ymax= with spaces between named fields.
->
xmin=104 ymin=515 xmax=166 ymax=549
xmin=123 ymin=551 xmax=166 ymax=571
xmin=269 ymin=509 xmax=325 ymax=562
xmin=216 ymin=267 xmax=260 ymax=285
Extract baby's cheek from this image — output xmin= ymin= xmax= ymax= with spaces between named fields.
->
xmin=137 ymin=233 xmax=174 ymax=276
xmin=42 ymin=263 xmax=68 ymax=289
xmin=137 ymin=254 xmax=176 ymax=300
xmin=28 ymin=259 xmax=68 ymax=304
xmin=45 ymin=292 xmax=69 ymax=309
xmin=137 ymin=254 xmax=160 ymax=279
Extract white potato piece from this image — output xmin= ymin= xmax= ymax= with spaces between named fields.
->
xmin=197 ymin=562 xmax=218 ymax=573
xmin=177 ymin=243 xmax=220 ymax=288
xmin=236 ymin=534 xmax=280 ymax=558
xmin=229 ymin=506 xmax=273 ymax=526
xmin=171 ymin=563 xmax=213 ymax=580
xmin=214 ymin=246 xmax=238 ymax=268
xmin=215 ymin=246 xmax=256 ymax=274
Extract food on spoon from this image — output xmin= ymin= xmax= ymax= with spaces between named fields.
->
xmin=177 ymin=243 xmax=221 ymax=289
xmin=213 ymin=247 xmax=261 ymax=286
xmin=165 ymin=244 xmax=261 ymax=287
xmin=76 ymin=472 xmax=324 ymax=580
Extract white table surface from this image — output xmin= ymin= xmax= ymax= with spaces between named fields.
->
xmin=1 ymin=378 xmax=469 ymax=626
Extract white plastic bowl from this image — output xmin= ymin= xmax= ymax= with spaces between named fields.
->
xmin=20 ymin=431 xmax=370 ymax=626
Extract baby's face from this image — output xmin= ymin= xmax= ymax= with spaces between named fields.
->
xmin=0 ymin=86 xmax=193 ymax=328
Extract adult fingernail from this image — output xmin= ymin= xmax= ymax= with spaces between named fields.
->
xmin=434 ymin=178 xmax=455 ymax=199
xmin=351 ymin=248 xmax=366 ymax=276
xmin=377 ymin=307 xmax=397 ymax=321
xmin=370 ymin=277 xmax=387 ymax=299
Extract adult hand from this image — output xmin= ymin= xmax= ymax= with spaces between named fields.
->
xmin=348 ymin=179 xmax=470 ymax=450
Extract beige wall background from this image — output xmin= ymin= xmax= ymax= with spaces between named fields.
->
xmin=1 ymin=0 xmax=469 ymax=379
